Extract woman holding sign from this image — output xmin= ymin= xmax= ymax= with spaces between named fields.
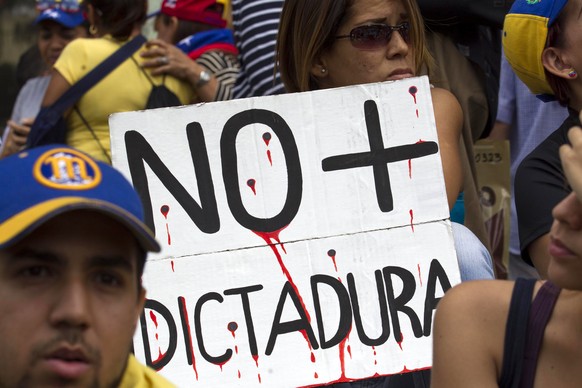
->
xmin=276 ymin=0 xmax=493 ymax=283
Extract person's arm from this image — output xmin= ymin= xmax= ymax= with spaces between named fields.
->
xmin=487 ymin=121 xmax=510 ymax=141
xmin=140 ymin=40 xmax=219 ymax=102
xmin=432 ymin=280 xmax=509 ymax=387
xmin=431 ymin=87 xmax=463 ymax=210
xmin=487 ymin=52 xmax=515 ymax=142
xmin=41 ymin=69 xmax=71 ymax=108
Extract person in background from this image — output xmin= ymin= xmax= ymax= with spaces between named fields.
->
xmin=0 ymin=0 xmax=88 ymax=159
xmin=231 ymin=0 xmax=285 ymax=98
xmin=488 ymin=51 xmax=569 ymax=279
xmin=40 ymin=0 xmax=194 ymax=163
xmin=141 ymin=0 xmax=239 ymax=102
xmin=505 ymin=0 xmax=582 ymax=278
xmin=0 ymin=144 xmax=174 ymax=387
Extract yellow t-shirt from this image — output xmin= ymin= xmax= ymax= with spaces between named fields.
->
xmin=54 ymin=36 xmax=195 ymax=162
xmin=119 ymin=354 xmax=176 ymax=388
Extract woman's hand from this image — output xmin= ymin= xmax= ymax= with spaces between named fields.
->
xmin=140 ymin=39 xmax=219 ymax=102
xmin=141 ymin=39 xmax=200 ymax=80
xmin=1 ymin=118 xmax=33 ymax=158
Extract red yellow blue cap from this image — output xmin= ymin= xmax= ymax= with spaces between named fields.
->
xmin=0 ymin=145 xmax=160 ymax=252
xmin=502 ymin=0 xmax=568 ymax=96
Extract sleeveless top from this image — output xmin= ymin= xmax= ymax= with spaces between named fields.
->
xmin=498 ymin=278 xmax=561 ymax=388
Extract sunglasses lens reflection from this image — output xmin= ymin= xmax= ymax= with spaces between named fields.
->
xmin=350 ymin=23 xmax=410 ymax=49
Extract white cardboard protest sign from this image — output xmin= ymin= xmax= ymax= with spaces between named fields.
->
xmin=110 ymin=76 xmax=460 ymax=387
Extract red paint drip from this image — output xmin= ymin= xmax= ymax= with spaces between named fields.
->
xmin=416 ymin=109 xmax=419 ymax=118
xmin=149 ymin=311 xmax=158 ymax=328
xmin=409 ymin=209 xmax=415 ymax=232
xmin=155 ymin=333 xmax=158 ymax=340
xmin=253 ymin=227 xmax=315 ymax=355
xmin=338 ymin=325 xmax=353 ymax=380
xmin=153 ymin=348 xmax=166 ymax=364
xmin=372 ymin=346 xmax=376 ymax=356
xmin=179 ymin=297 xmax=199 ymax=379
xmin=161 ymin=206 xmax=172 ymax=245
xmin=327 ymin=249 xmax=338 ymax=272
xmin=398 ymin=332 xmax=404 ymax=351
xmin=347 ymin=344 xmax=352 ymax=358
xmin=310 ymin=351 xmax=316 ymax=363
xmin=235 ymin=345 xmax=238 ymax=354
xmin=252 ymin=226 xmax=311 ymax=321
xmin=247 ymin=179 xmax=257 ymax=195
xmin=416 ymin=139 xmax=425 ymax=144
xmin=228 ymin=321 xmax=238 ymax=338
xmin=258 ymin=373 xmax=262 ymax=383
xmin=171 ymin=260 xmax=175 ymax=272
xmin=214 ymin=359 xmax=229 ymax=371
xmin=238 ymin=370 xmax=241 ymax=379
xmin=262 ymin=132 xmax=271 ymax=146
xmin=417 ymin=264 xmax=422 ymax=287
xmin=314 ymin=372 xmax=319 ymax=379
xmin=165 ymin=224 xmax=171 ymax=245
xmin=267 ymin=149 xmax=272 ymax=166
xmin=409 ymin=86 xmax=418 ymax=104
xmin=252 ymin=354 xmax=259 ymax=368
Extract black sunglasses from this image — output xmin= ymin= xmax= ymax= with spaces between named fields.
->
xmin=335 ymin=22 xmax=411 ymax=50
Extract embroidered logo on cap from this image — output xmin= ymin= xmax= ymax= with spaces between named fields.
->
xmin=33 ymin=148 xmax=101 ymax=190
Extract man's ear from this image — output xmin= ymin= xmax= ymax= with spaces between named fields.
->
xmin=137 ymin=287 xmax=146 ymax=316
xmin=542 ymin=46 xmax=576 ymax=79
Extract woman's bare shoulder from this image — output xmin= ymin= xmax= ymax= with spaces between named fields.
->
xmin=430 ymin=86 xmax=459 ymax=104
xmin=429 ymin=87 xmax=462 ymax=136
xmin=434 ymin=280 xmax=519 ymax=349
xmin=431 ymin=280 xmax=518 ymax=387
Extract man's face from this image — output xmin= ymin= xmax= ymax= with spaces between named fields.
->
xmin=0 ymin=210 xmax=146 ymax=387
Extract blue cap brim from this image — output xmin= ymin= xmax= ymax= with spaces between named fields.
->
xmin=35 ymin=9 xmax=85 ymax=28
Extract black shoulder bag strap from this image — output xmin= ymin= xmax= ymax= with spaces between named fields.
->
xmin=26 ymin=34 xmax=147 ymax=148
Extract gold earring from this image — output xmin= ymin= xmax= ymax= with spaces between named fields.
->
xmin=89 ymin=25 xmax=98 ymax=36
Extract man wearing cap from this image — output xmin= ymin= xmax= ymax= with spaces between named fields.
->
xmin=1 ymin=0 xmax=88 ymax=159
xmin=0 ymin=145 xmax=175 ymax=387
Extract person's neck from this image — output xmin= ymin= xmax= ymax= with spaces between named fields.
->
xmin=569 ymin=83 xmax=582 ymax=112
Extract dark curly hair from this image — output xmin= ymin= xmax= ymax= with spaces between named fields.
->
xmin=84 ymin=0 xmax=147 ymax=41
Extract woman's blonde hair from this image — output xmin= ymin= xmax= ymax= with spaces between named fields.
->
xmin=276 ymin=0 xmax=433 ymax=93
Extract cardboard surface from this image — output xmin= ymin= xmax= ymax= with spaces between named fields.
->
xmin=109 ymin=76 xmax=460 ymax=387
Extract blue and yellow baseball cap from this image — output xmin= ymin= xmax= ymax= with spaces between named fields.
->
xmin=503 ymin=0 xmax=568 ymax=95
xmin=34 ymin=0 xmax=85 ymax=28
xmin=0 ymin=145 xmax=160 ymax=252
